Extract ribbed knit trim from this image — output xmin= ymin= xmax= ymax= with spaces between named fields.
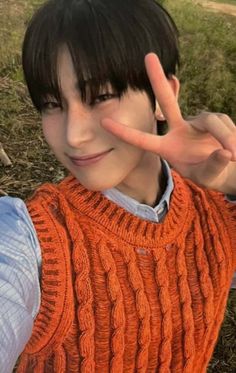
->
xmin=19 ymin=197 xmax=75 ymax=356
xmin=57 ymin=170 xmax=191 ymax=247
xmin=205 ymin=188 xmax=236 ymax=270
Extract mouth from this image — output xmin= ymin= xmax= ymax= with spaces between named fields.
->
xmin=68 ymin=149 xmax=113 ymax=167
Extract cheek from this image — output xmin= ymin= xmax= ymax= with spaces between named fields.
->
xmin=108 ymin=99 xmax=156 ymax=134
xmin=42 ymin=117 xmax=62 ymax=147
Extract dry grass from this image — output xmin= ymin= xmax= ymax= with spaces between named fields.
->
xmin=0 ymin=76 xmax=66 ymax=199
xmin=0 ymin=0 xmax=235 ymax=371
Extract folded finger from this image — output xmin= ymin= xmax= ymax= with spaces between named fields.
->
xmin=193 ymin=149 xmax=232 ymax=188
xmin=213 ymin=113 xmax=236 ymax=131
xmin=190 ymin=114 xmax=236 ymax=159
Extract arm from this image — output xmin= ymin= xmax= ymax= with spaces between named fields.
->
xmin=0 ymin=197 xmax=41 ymax=372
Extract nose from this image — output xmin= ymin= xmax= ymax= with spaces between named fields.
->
xmin=65 ymin=104 xmax=95 ymax=148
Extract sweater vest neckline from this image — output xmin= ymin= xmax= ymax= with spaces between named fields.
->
xmin=58 ymin=170 xmax=191 ymax=247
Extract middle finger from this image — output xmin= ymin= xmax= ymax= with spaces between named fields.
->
xmin=145 ymin=53 xmax=183 ymax=128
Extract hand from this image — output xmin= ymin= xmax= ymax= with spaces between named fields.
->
xmin=101 ymin=53 xmax=236 ymax=193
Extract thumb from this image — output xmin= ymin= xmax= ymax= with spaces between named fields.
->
xmin=197 ymin=149 xmax=232 ymax=184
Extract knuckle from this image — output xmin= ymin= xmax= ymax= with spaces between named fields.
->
xmin=218 ymin=113 xmax=230 ymax=121
xmin=206 ymin=113 xmax=218 ymax=121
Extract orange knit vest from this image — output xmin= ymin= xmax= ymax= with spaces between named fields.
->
xmin=16 ymin=171 xmax=236 ymax=373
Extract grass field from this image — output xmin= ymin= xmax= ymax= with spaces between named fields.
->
xmin=0 ymin=0 xmax=236 ymax=371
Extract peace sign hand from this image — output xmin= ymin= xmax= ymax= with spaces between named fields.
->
xmin=101 ymin=53 xmax=236 ymax=193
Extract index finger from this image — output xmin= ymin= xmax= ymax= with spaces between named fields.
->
xmin=145 ymin=53 xmax=183 ymax=128
xmin=101 ymin=118 xmax=164 ymax=155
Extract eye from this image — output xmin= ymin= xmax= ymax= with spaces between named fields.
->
xmin=41 ymin=101 xmax=62 ymax=113
xmin=92 ymin=93 xmax=117 ymax=105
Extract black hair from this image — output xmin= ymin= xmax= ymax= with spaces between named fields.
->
xmin=22 ymin=0 xmax=179 ymax=119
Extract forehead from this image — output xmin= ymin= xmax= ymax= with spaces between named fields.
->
xmin=58 ymin=46 xmax=77 ymax=78
xmin=56 ymin=46 xmax=112 ymax=99
xmin=55 ymin=47 xmax=78 ymax=96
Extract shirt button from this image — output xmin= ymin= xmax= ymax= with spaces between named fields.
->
xmin=136 ymin=248 xmax=147 ymax=255
xmin=157 ymin=205 xmax=164 ymax=214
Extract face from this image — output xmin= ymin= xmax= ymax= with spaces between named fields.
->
xmin=42 ymin=47 xmax=159 ymax=193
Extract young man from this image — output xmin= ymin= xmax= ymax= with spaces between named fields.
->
xmin=0 ymin=0 xmax=235 ymax=372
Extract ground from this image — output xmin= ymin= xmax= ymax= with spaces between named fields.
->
xmin=197 ymin=0 xmax=236 ymax=16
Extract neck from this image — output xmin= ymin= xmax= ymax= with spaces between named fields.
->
xmin=115 ymin=155 xmax=165 ymax=207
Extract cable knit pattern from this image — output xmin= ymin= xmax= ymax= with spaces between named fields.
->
xmin=16 ymin=171 xmax=236 ymax=373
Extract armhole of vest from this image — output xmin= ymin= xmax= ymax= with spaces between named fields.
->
xmin=184 ymin=180 xmax=236 ymax=279
xmin=205 ymin=189 xmax=236 ymax=272
xmin=22 ymin=189 xmax=75 ymax=356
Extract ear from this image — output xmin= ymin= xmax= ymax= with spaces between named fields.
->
xmin=155 ymin=75 xmax=180 ymax=121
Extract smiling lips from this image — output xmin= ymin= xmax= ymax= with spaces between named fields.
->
xmin=69 ymin=149 xmax=113 ymax=166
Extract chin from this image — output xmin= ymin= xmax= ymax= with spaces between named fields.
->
xmin=69 ymin=165 xmax=128 ymax=192
xmin=71 ymin=176 xmax=114 ymax=192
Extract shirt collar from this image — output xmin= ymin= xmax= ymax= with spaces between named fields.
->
xmin=102 ymin=159 xmax=174 ymax=218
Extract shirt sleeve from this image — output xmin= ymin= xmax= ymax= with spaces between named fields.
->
xmin=226 ymin=195 xmax=236 ymax=202
xmin=0 ymin=197 xmax=41 ymax=373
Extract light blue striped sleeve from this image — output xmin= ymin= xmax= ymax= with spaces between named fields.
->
xmin=0 ymin=197 xmax=41 ymax=373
